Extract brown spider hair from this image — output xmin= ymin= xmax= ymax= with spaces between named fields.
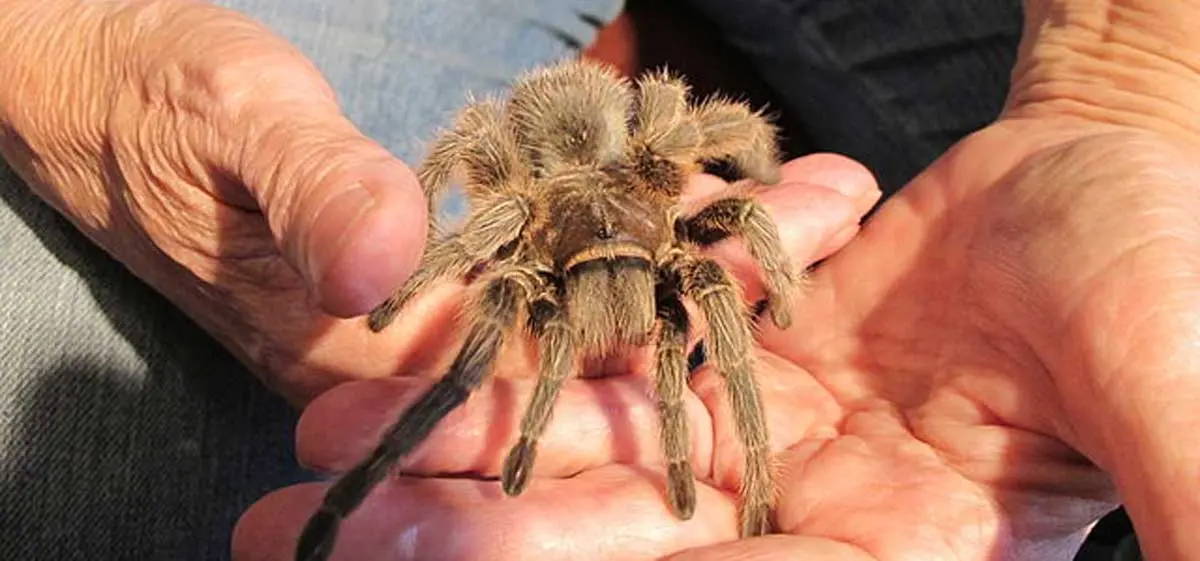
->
xmin=296 ymin=58 xmax=799 ymax=561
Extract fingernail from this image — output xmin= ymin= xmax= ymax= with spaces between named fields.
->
xmin=818 ymin=224 xmax=860 ymax=260
xmin=781 ymin=154 xmax=879 ymax=201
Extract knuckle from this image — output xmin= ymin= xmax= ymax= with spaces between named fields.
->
xmin=116 ymin=1 xmax=337 ymax=118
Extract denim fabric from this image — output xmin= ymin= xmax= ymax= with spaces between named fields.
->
xmin=681 ymin=0 xmax=1024 ymax=197
xmin=0 ymin=1 xmax=619 ymax=559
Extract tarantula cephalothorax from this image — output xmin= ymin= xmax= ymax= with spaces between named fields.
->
xmin=295 ymin=58 xmax=799 ymax=561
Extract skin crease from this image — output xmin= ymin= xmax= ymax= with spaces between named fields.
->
xmin=0 ymin=0 xmax=430 ymax=405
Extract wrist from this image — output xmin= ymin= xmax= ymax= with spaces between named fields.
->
xmin=1005 ymin=0 xmax=1200 ymax=144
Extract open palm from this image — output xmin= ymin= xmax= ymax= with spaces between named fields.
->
xmin=234 ymin=118 xmax=1200 ymax=560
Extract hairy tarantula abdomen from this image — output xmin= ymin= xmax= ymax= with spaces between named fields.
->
xmin=297 ymin=59 xmax=799 ymax=561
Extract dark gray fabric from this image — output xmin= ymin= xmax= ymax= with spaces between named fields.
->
xmin=682 ymin=0 xmax=1024 ymax=196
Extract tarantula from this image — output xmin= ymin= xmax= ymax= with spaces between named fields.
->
xmin=296 ymin=58 xmax=799 ymax=561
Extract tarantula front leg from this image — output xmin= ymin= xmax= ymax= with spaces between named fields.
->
xmin=417 ymin=97 xmax=528 ymax=240
xmin=500 ymin=280 xmax=576 ymax=495
xmin=653 ymin=272 xmax=698 ymax=519
xmin=661 ymin=248 xmax=775 ymax=538
xmin=626 ymin=70 xmax=701 ymax=195
xmin=692 ymin=96 xmax=782 ymax=186
xmin=367 ymin=193 xmax=531 ymax=331
xmin=296 ymin=266 xmax=544 ymax=561
xmin=678 ymin=196 xmax=798 ymax=328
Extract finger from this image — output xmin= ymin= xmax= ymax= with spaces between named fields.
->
xmin=681 ymin=154 xmax=879 ymax=305
xmin=664 ymin=535 xmax=878 ymax=561
xmin=155 ymin=2 xmax=431 ymax=317
xmin=681 ymin=153 xmax=880 ymax=214
xmin=295 ymin=374 xmax=715 ymax=480
xmin=688 ymin=352 xmax=842 ymax=492
xmin=232 ymin=465 xmax=737 ymax=561
xmin=777 ymin=153 xmax=882 ymax=218
xmin=226 ymin=109 xmax=427 ymax=317
xmin=703 ymin=182 xmax=856 ymax=306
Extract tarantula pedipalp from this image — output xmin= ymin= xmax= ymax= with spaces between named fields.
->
xmin=295 ymin=58 xmax=799 ymax=561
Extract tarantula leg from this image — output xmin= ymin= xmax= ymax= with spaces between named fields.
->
xmin=296 ymin=268 xmax=540 ymax=561
xmin=366 ymin=193 xmax=531 ymax=331
xmin=366 ymin=236 xmax=472 ymax=331
xmin=501 ymin=283 xmax=575 ymax=496
xmin=628 ymin=70 xmax=701 ymax=195
xmin=418 ymin=98 xmax=528 ymax=239
xmin=415 ymin=126 xmax=464 ymax=236
xmin=663 ymin=249 xmax=775 ymax=538
xmin=632 ymin=70 xmax=691 ymax=141
xmin=653 ymin=273 xmax=697 ymax=519
xmin=679 ymin=196 xmax=798 ymax=329
xmin=692 ymin=96 xmax=781 ymax=185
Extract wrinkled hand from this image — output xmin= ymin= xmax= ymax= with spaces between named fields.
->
xmin=238 ymin=116 xmax=1200 ymax=560
xmin=0 ymin=0 xmax=426 ymax=405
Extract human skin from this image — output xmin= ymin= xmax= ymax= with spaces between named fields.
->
xmin=0 ymin=0 xmax=429 ymax=405
xmin=230 ymin=1 xmax=1200 ymax=560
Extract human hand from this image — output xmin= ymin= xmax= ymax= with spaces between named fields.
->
xmin=244 ymin=117 xmax=1200 ymax=561
xmin=229 ymin=154 xmax=884 ymax=560
xmin=0 ymin=0 xmax=427 ymax=405
xmin=655 ymin=119 xmax=1200 ymax=559
xmin=238 ymin=116 xmax=1200 ymax=560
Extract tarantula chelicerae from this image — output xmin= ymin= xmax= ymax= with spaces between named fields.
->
xmin=296 ymin=58 xmax=799 ymax=561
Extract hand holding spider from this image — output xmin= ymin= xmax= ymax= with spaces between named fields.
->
xmin=231 ymin=145 xmax=876 ymax=560
xmin=229 ymin=132 xmax=878 ymax=556
xmin=265 ymin=59 xmax=864 ymax=561
xmin=237 ymin=112 xmax=1200 ymax=560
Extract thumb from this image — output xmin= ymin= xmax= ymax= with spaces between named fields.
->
xmin=232 ymin=110 xmax=428 ymax=317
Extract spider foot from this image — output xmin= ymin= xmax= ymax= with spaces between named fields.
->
xmin=501 ymin=437 xmax=537 ymax=496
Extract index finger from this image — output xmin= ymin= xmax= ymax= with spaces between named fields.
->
xmin=232 ymin=465 xmax=738 ymax=561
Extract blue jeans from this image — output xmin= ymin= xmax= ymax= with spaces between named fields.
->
xmin=0 ymin=1 xmax=620 ymax=559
